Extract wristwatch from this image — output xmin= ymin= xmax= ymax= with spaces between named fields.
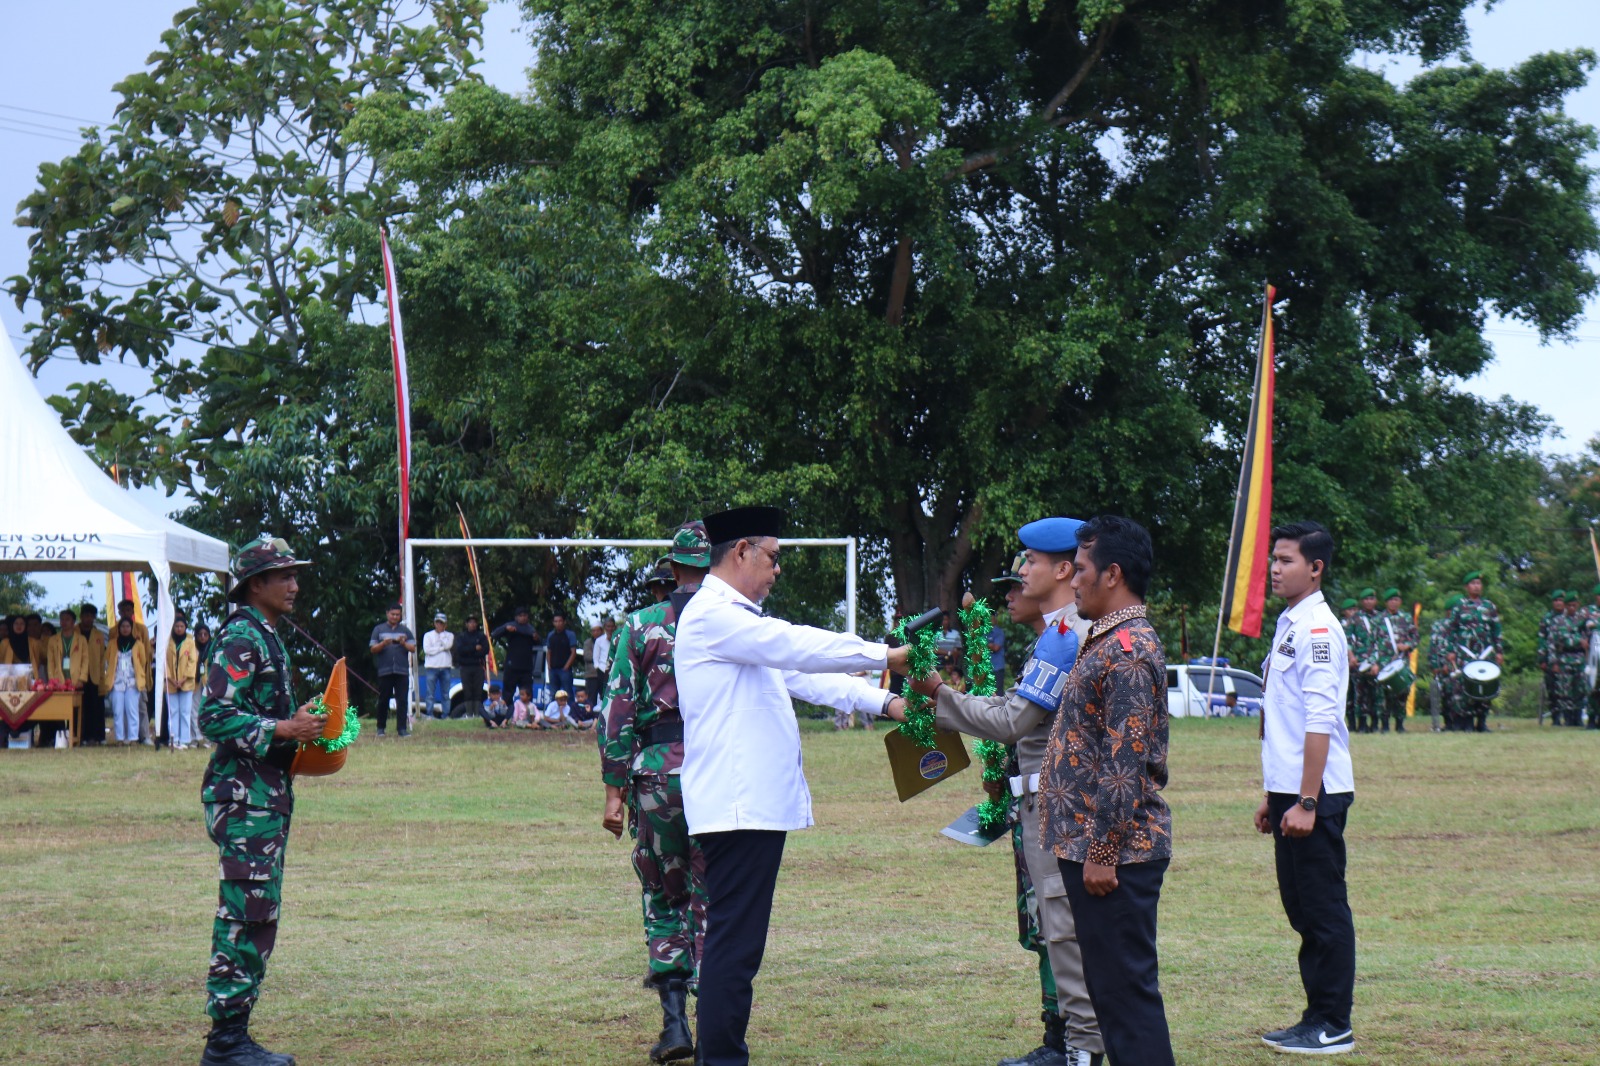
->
xmin=1297 ymin=796 xmax=1318 ymax=812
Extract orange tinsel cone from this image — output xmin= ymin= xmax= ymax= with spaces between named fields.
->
xmin=291 ymin=658 xmax=349 ymax=777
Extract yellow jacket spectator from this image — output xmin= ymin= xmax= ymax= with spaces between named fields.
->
xmin=166 ymin=626 xmax=199 ymax=693
xmin=68 ymin=623 xmax=109 ymax=686
xmin=102 ymin=623 xmax=152 ymax=693
xmin=1 ymin=615 xmax=32 ymax=669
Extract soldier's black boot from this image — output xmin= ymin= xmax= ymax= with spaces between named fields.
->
xmin=649 ymin=978 xmax=694 ymax=1063
xmin=200 ymin=1012 xmax=295 ymax=1066
xmin=998 ymin=1010 xmax=1068 ymax=1066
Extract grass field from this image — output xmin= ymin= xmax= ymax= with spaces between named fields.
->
xmin=3 ymin=715 xmax=1598 ymax=1065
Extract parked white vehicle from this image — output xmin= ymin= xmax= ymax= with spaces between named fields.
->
xmin=1167 ymin=659 xmax=1265 ymax=718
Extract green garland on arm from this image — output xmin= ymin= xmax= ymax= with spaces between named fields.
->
xmin=959 ymin=600 xmax=1011 ymax=832
xmin=304 ymin=694 xmax=362 ymax=753
xmin=889 ymin=616 xmax=940 ymax=748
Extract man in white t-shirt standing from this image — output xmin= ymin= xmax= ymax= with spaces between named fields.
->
xmin=1254 ymin=520 xmax=1356 ymax=1056
xmin=420 ymin=613 xmax=455 ymax=718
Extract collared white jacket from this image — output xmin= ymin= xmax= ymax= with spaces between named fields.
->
xmin=676 ymin=574 xmax=890 ymax=834
xmin=1262 ymin=590 xmax=1354 ymax=795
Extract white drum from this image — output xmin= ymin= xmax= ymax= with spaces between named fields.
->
xmin=1461 ymin=659 xmax=1501 ymax=701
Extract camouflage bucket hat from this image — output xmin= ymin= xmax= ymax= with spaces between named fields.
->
xmin=993 ymin=550 xmax=1027 ymax=586
xmin=227 ymin=534 xmax=308 ymax=602
xmin=669 ymin=520 xmax=711 ymax=567
xmin=646 ymin=559 xmax=675 ymax=587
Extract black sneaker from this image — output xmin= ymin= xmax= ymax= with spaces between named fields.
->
xmin=1272 ymin=1022 xmax=1354 ymax=1055
xmin=1262 ymin=1021 xmax=1309 ymax=1047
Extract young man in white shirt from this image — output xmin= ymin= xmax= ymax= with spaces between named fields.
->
xmin=420 ymin=613 xmax=455 ymax=718
xmin=675 ymin=506 xmax=910 ymax=1066
xmin=1255 ymin=520 xmax=1356 ymax=1055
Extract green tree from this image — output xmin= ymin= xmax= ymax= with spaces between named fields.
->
xmin=6 ymin=0 xmax=514 ymax=683
xmin=0 ymin=574 xmax=47 ymax=618
xmin=357 ymin=0 xmax=1596 ymax=622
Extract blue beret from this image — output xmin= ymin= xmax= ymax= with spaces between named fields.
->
xmin=1018 ymin=517 xmax=1085 ymax=554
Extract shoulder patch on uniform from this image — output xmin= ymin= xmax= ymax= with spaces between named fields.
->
xmin=1312 ymin=642 xmax=1331 ymax=663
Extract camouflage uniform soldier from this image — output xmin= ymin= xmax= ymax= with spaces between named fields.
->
xmin=1338 ymin=598 xmax=1359 ymax=731
xmin=1349 ymin=588 xmax=1382 ymax=734
xmin=598 ymin=522 xmax=712 ymax=1064
xmin=1537 ymin=591 xmax=1566 ymax=723
xmin=198 ymin=536 xmax=325 ymax=1066
xmin=1426 ymin=612 xmax=1452 ymax=732
xmin=987 ymin=552 xmax=1080 ymax=1066
xmin=1444 ymin=571 xmax=1503 ymax=733
xmin=1376 ymin=589 xmax=1418 ymax=733
xmin=1584 ymin=585 xmax=1600 ymax=728
xmin=1553 ymin=598 xmax=1589 ymax=727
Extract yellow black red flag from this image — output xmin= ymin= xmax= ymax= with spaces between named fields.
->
xmin=1220 ymin=284 xmax=1276 ymax=638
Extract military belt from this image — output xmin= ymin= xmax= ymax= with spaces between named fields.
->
xmin=641 ymin=720 xmax=684 ymax=747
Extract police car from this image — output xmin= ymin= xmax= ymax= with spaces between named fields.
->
xmin=1167 ymin=658 xmax=1264 ymax=718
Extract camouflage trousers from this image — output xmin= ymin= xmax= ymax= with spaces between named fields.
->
xmin=1378 ymin=682 xmax=1410 ymax=730
xmin=1352 ymin=676 xmax=1380 ymax=732
xmin=1550 ymin=658 xmax=1589 ymax=725
xmin=204 ymin=802 xmax=291 ymax=1021
xmin=629 ymin=774 xmax=706 ymax=988
xmin=1010 ymin=802 xmax=1058 ymax=1015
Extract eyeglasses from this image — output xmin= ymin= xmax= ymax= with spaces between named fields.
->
xmin=748 ymin=542 xmax=781 ymax=571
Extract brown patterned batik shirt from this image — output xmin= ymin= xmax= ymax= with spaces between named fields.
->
xmin=1038 ymin=606 xmax=1172 ymax=867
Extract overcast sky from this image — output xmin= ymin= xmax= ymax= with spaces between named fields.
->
xmin=3 ymin=0 xmax=1596 ymax=606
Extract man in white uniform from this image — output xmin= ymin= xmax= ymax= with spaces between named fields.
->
xmin=675 ymin=506 xmax=909 ymax=1066
xmin=1254 ymin=520 xmax=1356 ymax=1056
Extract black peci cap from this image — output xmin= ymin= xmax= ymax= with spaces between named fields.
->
xmin=703 ymin=506 xmax=786 ymax=545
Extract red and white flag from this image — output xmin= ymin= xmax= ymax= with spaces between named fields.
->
xmin=379 ymin=227 xmax=412 ymax=574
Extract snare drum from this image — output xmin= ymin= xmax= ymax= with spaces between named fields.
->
xmin=1460 ymin=659 xmax=1501 ymax=701
xmin=1377 ymin=658 xmax=1414 ymax=696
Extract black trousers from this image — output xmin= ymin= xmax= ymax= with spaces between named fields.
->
xmin=375 ymin=673 xmax=409 ymax=732
xmin=456 ymin=669 xmax=485 ymax=717
xmin=697 ymin=829 xmax=787 ymax=1066
xmin=502 ymin=666 xmax=534 ymax=705
xmin=1059 ymin=856 xmax=1175 ymax=1066
xmin=80 ymin=681 xmax=106 ymax=744
xmin=1269 ymin=790 xmax=1356 ymax=1032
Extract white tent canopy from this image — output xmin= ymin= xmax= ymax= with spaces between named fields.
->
xmin=0 ymin=330 xmax=230 ymax=728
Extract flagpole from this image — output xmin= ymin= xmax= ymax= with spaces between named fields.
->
xmin=380 ymin=226 xmax=412 ymax=608
xmin=1207 ymin=284 xmax=1272 ymax=716
xmin=458 ymin=504 xmax=498 ymax=681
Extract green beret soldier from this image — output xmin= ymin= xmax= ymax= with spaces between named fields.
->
xmin=198 ymin=536 xmax=326 ymax=1066
xmin=1349 ymin=588 xmax=1382 ymax=734
xmin=1553 ymin=595 xmax=1589 ymax=727
xmin=1376 ymin=589 xmax=1418 ymax=733
xmin=597 ymin=522 xmax=712 ymax=1063
xmin=1338 ymin=598 xmax=1360 ymax=731
xmin=1444 ymin=572 xmax=1502 ymax=733
xmin=1426 ymin=612 xmax=1453 ymax=732
xmin=1586 ymin=584 xmax=1600 ymax=729
xmin=1538 ymin=591 xmax=1566 ymax=723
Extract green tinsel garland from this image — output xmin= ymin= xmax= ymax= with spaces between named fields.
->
xmin=890 ymin=615 xmax=940 ymax=748
xmin=959 ymin=600 xmax=1012 ymax=832
xmin=306 ymin=694 xmax=362 ymax=753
